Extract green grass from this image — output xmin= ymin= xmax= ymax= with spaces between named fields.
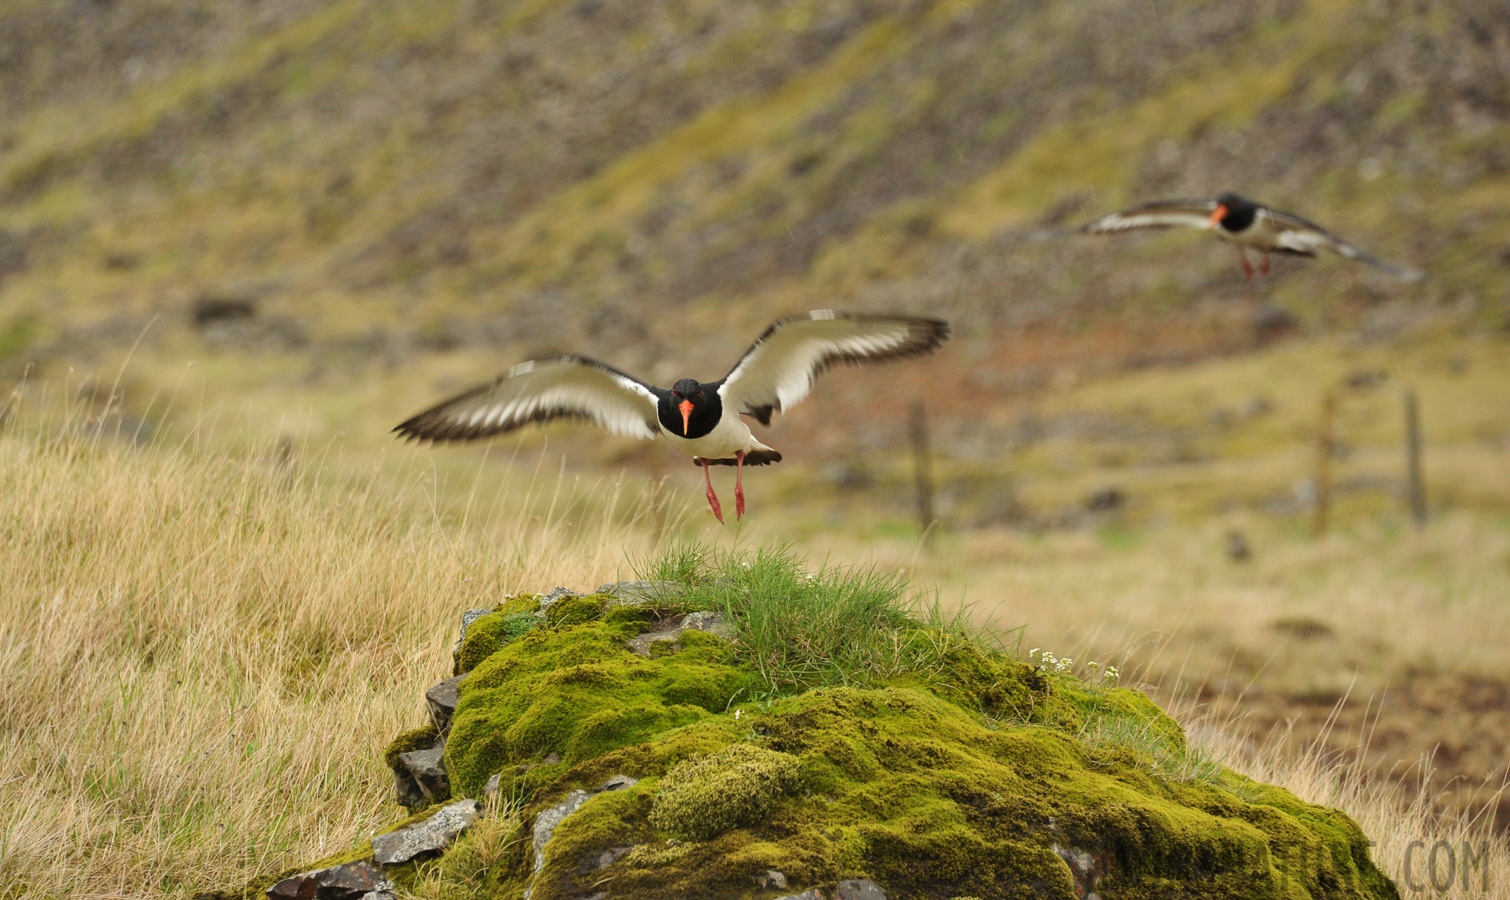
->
xmin=637 ymin=541 xmax=975 ymax=695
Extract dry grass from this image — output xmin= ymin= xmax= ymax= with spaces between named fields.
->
xmin=1 ymin=388 xmax=1507 ymax=898
xmin=0 ymin=395 xmax=673 ymax=899
xmin=1190 ymin=706 xmax=1510 ymax=900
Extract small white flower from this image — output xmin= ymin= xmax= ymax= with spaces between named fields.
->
xmin=734 ymin=709 xmax=743 ymax=720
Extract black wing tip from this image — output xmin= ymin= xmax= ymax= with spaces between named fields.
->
xmin=695 ymin=449 xmax=781 ymax=467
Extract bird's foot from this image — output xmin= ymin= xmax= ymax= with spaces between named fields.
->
xmin=1260 ymin=254 xmax=1270 ymax=276
xmin=1240 ymin=258 xmax=1255 ymax=280
xmin=734 ymin=483 xmax=745 ymax=520
xmin=706 ymin=487 xmax=725 ymax=525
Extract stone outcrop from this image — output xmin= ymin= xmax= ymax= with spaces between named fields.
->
xmin=372 ymin=799 xmax=479 ymax=865
xmin=265 ymin=861 xmax=392 ymax=900
xmin=205 ymin=582 xmax=1398 ymax=900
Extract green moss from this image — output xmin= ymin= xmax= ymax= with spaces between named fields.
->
xmin=383 ymin=722 xmax=439 ymax=770
xmin=496 ymin=677 xmax=1395 ymax=900
xmin=544 ymin=593 xmax=608 ymax=628
xmin=444 ymin=612 xmax=760 ymax=797
xmin=453 ymin=608 xmax=542 ymax=675
xmin=648 ymin=743 xmax=801 ymax=840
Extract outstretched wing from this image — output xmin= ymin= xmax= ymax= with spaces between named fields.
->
xmin=1266 ymin=209 xmax=1426 ymax=282
xmin=394 ymin=355 xmax=660 ymax=443
xmin=720 ymin=310 xmax=950 ymax=426
xmin=1076 ymin=199 xmax=1218 ymax=234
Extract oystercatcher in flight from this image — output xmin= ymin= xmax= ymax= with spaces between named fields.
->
xmin=394 ymin=311 xmax=950 ymax=523
xmin=1075 ymin=193 xmax=1424 ymax=282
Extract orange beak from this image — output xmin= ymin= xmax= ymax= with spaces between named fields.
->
xmin=1207 ymin=203 xmax=1228 ymax=226
xmin=678 ymin=400 xmax=693 ymax=435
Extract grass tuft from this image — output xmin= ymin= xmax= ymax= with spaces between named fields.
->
xmin=637 ymin=541 xmax=969 ymax=696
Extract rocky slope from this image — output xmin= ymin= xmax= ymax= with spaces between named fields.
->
xmin=2 ymin=0 xmax=1508 ymax=377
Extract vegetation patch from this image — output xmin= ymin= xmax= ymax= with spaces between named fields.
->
xmin=647 ymin=743 xmax=802 ymax=841
xmin=243 ymin=543 xmax=1396 ymax=899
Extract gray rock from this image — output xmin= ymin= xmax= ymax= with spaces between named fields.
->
xmin=425 ymin=675 xmax=465 ymax=733
xmin=372 ymin=799 xmax=480 ymax=865
xmin=394 ymin=766 xmax=426 ymax=810
xmin=536 ymin=586 xmax=577 ymax=612
xmin=1053 ymin=844 xmax=1108 ymax=900
xmin=360 ymin=893 xmax=396 ymax=900
xmin=267 ymin=860 xmax=391 ymax=900
xmin=593 ymin=845 xmax=633 ymax=870
xmin=482 ymin=773 xmax=501 ymax=800
xmin=594 ymin=580 xmax=682 ymax=606
xmin=833 ymin=879 xmax=888 ymax=900
xmin=626 ymin=611 xmax=733 ymax=656
xmin=754 ymin=869 xmax=789 ymax=889
xmin=455 ymin=608 xmax=493 ymax=651
xmin=597 ymin=774 xmax=638 ymax=793
xmin=773 ymin=891 xmax=823 ymax=900
xmin=396 ymin=747 xmax=449 ymax=805
xmin=531 ymin=790 xmax=592 ymax=873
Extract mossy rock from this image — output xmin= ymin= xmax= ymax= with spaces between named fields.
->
xmin=383 ymin=722 xmax=439 ymax=770
xmin=239 ymin=593 xmax=1396 ymax=900
xmin=422 ymin=604 xmax=1397 ymax=900
xmin=452 ymin=594 xmax=544 ymax=675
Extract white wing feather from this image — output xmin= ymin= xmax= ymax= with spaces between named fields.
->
xmin=720 ymin=311 xmax=949 ymax=424
xmin=395 ymin=356 xmax=659 ymax=442
xmin=1078 ymin=199 xmax=1218 ymax=234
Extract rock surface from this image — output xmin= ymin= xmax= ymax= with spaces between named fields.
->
xmin=530 ymin=790 xmax=592 ymax=875
xmin=395 ymin=747 xmax=448 ymax=806
xmin=424 ymin=675 xmax=464 ymax=733
xmin=625 ymin=610 xmax=733 ymax=656
xmin=832 ymin=880 xmax=888 ymax=900
xmin=595 ymin=580 xmax=681 ymax=605
xmin=265 ymin=860 xmax=391 ymax=900
xmin=372 ymin=799 xmax=480 ymax=865
xmin=536 ymin=586 xmax=577 ymax=611
xmin=454 ymin=608 xmax=492 ymax=649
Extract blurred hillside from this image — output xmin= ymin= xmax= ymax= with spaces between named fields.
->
xmin=3 ymin=0 xmax=1508 ymax=368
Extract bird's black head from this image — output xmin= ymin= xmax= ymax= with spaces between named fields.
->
xmin=668 ymin=378 xmax=710 ymax=436
xmin=1210 ymin=193 xmax=1258 ymax=231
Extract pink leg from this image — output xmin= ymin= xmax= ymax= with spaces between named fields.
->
xmin=700 ymin=458 xmax=724 ymax=524
xmin=1260 ymin=251 xmax=1271 ymax=276
xmin=734 ymin=450 xmax=746 ymax=520
xmin=1238 ymin=249 xmax=1254 ymax=281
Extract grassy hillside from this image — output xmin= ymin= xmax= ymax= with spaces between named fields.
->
xmin=3 ymin=0 xmax=1508 ymax=365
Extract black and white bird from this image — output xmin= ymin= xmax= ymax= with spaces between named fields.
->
xmin=394 ymin=311 xmax=950 ymax=523
xmin=1075 ymin=192 xmax=1424 ymax=282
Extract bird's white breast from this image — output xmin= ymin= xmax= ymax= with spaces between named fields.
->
xmin=661 ymin=412 xmax=762 ymax=461
xmin=1220 ymin=212 xmax=1284 ymax=249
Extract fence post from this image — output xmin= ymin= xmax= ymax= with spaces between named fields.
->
xmin=909 ymin=400 xmax=936 ymax=539
xmin=1405 ymin=389 xmax=1427 ymax=527
xmin=1313 ymin=392 xmax=1334 ymax=539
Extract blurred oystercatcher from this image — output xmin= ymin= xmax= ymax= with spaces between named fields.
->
xmin=1075 ymin=193 xmax=1424 ymax=282
xmin=394 ymin=311 xmax=950 ymax=523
